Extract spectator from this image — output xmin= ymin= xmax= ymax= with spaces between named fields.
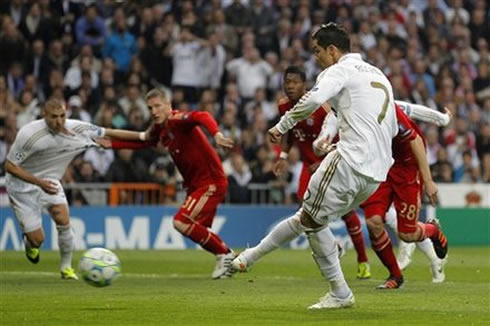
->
xmin=75 ymin=4 xmax=106 ymax=51
xmin=67 ymin=95 xmax=91 ymax=122
xmin=226 ymin=47 xmax=273 ymax=101
xmin=169 ymin=25 xmax=208 ymax=103
xmin=103 ymin=8 xmax=137 ymax=77
xmin=106 ymin=149 xmax=149 ymax=182
xmin=226 ymin=151 xmax=252 ymax=203
xmin=0 ymin=17 xmax=26 ymax=75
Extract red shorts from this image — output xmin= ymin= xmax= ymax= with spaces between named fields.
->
xmin=175 ymin=182 xmax=227 ymax=228
xmin=297 ymin=165 xmax=312 ymax=200
xmin=361 ymin=171 xmax=422 ymax=233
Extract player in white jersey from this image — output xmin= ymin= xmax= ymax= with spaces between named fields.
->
xmin=232 ymin=23 xmax=397 ymax=310
xmin=5 ymin=99 xmax=137 ymax=279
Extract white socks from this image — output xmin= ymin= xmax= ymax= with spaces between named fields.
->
xmin=307 ymin=226 xmax=351 ymax=299
xmin=416 ymin=238 xmax=439 ymax=262
xmin=242 ymin=211 xmax=304 ymax=265
xmin=57 ymin=224 xmax=74 ymax=270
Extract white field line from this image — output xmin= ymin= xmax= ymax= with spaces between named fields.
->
xmin=0 ymin=270 xmax=302 ymax=281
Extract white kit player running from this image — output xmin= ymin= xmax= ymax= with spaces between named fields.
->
xmin=5 ymin=99 xmax=133 ymax=280
xmin=233 ymin=23 xmax=397 ymax=310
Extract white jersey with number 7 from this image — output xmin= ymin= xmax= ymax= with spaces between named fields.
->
xmin=276 ymin=53 xmax=397 ymax=182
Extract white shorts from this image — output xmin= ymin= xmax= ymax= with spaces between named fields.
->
xmin=303 ymin=150 xmax=380 ymax=225
xmin=7 ymin=180 xmax=67 ymax=233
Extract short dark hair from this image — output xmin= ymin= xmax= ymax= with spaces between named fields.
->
xmin=145 ymin=88 xmax=167 ymax=101
xmin=284 ymin=66 xmax=306 ymax=82
xmin=44 ymin=98 xmax=64 ymax=112
xmin=312 ymin=22 xmax=350 ymax=53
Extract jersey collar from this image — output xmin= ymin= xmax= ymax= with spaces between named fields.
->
xmin=338 ymin=53 xmax=362 ymax=63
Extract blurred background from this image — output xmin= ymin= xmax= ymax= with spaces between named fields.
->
xmin=0 ymin=0 xmax=488 ymax=210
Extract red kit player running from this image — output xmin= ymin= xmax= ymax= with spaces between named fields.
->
xmin=361 ymin=105 xmax=449 ymax=289
xmin=101 ymin=89 xmax=236 ymax=279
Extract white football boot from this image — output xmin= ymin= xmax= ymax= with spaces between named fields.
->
xmin=431 ymin=257 xmax=447 ymax=283
xmin=212 ymin=250 xmax=236 ymax=279
xmin=308 ymin=292 xmax=355 ymax=310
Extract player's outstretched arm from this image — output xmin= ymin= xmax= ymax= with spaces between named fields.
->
xmin=4 ymin=160 xmax=58 ymax=194
xmin=409 ymin=135 xmax=438 ymax=205
xmin=104 ymin=128 xmax=149 ymax=141
xmin=274 ymin=66 xmax=348 ymax=135
xmin=396 ymin=100 xmax=452 ymax=127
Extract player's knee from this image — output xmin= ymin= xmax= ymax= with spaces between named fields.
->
xmin=366 ymin=216 xmax=384 ymax=236
xmin=300 ymin=210 xmax=323 ymax=230
xmin=173 ymin=216 xmax=191 ymax=234
xmin=398 ymin=232 xmax=417 ymax=242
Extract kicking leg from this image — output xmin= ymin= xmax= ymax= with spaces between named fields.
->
xmin=232 ymin=209 xmax=303 ymax=271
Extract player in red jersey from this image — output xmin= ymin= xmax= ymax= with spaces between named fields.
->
xmin=232 ymin=66 xmax=371 ymax=279
xmin=360 ymin=105 xmax=449 ymax=289
xmin=100 ymin=89 xmax=236 ymax=279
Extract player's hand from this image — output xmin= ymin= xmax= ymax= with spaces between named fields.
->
xmin=214 ymin=132 xmax=234 ymax=149
xmin=425 ymin=180 xmax=438 ymax=205
xmin=442 ymin=107 xmax=453 ymax=127
xmin=273 ymin=158 xmax=288 ymax=176
xmin=268 ymin=127 xmax=282 ymax=143
xmin=95 ymin=138 xmax=112 ymax=149
xmin=313 ymin=137 xmax=331 ymax=156
xmin=309 ymin=162 xmax=321 ymax=174
xmin=38 ymin=179 xmax=59 ymax=194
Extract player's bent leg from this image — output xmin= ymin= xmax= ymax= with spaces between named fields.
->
xmin=301 ymin=211 xmax=354 ymax=309
xmin=49 ymin=204 xmax=77 ymax=279
xmin=424 ymin=219 xmax=449 ymax=259
xmin=232 ymin=209 xmax=304 ymax=272
xmin=342 ymin=211 xmax=370 ymax=279
xmin=24 ymin=229 xmax=44 ymax=264
xmin=399 ymin=220 xmax=448 ymax=259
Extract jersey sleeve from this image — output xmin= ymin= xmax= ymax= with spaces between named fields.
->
xmin=395 ymin=105 xmax=417 ymax=143
xmin=6 ymin=127 xmax=36 ymax=165
xmin=275 ymin=65 xmax=348 ymax=134
xmin=69 ymin=120 xmax=105 ymax=139
xmin=173 ymin=111 xmax=219 ymax=135
xmin=395 ymin=100 xmax=450 ymax=127
xmin=111 ymin=139 xmax=155 ymax=149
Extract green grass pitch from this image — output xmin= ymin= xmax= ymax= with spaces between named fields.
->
xmin=1 ymin=247 xmax=489 ymax=325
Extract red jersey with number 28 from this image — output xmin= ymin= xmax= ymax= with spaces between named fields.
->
xmin=111 ymin=110 xmax=227 ymax=190
xmin=277 ymin=98 xmax=328 ymax=167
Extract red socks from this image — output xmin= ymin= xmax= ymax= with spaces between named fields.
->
xmin=370 ymin=229 xmax=402 ymax=278
xmin=419 ymin=222 xmax=439 ymax=239
xmin=182 ymin=222 xmax=229 ymax=255
xmin=343 ymin=211 xmax=368 ymax=263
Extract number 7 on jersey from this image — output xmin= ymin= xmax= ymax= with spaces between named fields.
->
xmin=370 ymin=81 xmax=389 ymax=124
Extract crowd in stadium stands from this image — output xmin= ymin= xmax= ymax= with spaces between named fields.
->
xmin=0 ymin=0 xmax=488 ymax=205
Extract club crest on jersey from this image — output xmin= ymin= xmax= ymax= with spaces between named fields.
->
xmin=307 ymin=118 xmax=314 ymax=126
xmin=15 ymin=151 xmax=26 ymax=161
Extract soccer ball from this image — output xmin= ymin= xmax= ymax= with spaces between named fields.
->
xmin=79 ymin=248 xmax=121 ymax=287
